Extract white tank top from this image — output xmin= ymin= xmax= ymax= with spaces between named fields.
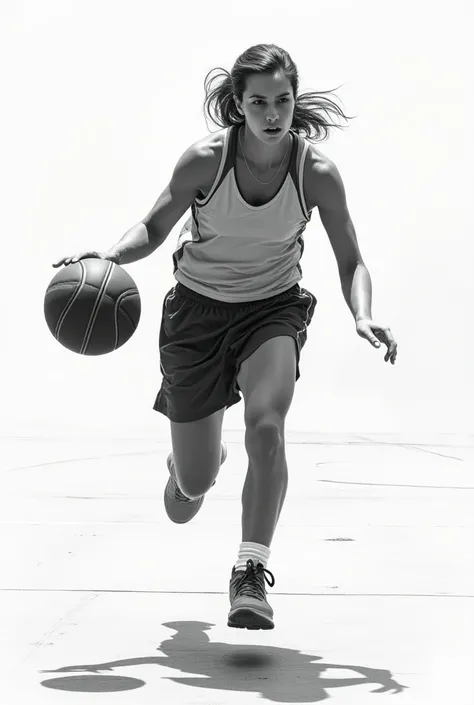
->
xmin=172 ymin=124 xmax=313 ymax=302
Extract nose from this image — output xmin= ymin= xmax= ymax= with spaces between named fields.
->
xmin=266 ymin=109 xmax=279 ymax=120
xmin=265 ymin=106 xmax=280 ymax=122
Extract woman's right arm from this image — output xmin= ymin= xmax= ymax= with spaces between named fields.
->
xmin=53 ymin=142 xmax=211 ymax=268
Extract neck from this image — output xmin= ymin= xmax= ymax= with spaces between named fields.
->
xmin=239 ymin=124 xmax=290 ymax=171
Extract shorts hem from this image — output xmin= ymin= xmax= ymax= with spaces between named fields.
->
xmin=235 ymin=326 xmax=300 ymax=369
xmin=153 ymin=394 xmax=241 ymax=423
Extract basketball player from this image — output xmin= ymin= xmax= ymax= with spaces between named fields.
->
xmin=53 ymin=44 xmax=398 ymax=630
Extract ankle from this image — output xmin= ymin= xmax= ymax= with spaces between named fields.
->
xmin=234 ymin=541 xmax=271 ymax=571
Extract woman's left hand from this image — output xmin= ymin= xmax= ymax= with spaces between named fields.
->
xmin=356 ymin=318 xmax=398 ymax=364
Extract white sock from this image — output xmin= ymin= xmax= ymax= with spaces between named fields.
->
xmin=234 ymin=541 xmax=271 ymax=572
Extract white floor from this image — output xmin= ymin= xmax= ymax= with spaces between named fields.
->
xmin=1 ymin=431 xmax=473 ymax=704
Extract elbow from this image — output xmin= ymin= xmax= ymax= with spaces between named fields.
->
xmin=142 ymin=217 xmax=155 ymax=237
xmin=142 ymin=218 xmax=164 ymax=244
xmin=340 ymin=259 xmax=364 ymax=278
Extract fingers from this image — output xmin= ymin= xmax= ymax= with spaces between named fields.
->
xmin=52 ymin=252 xmax=97 ymax=267
xmin=52 ymin=255 xmax=79 ymax=268
xmin=383 ymin=337 xmax=398 ymax=364
xmin=384 ymin=347 xmax=397 ymax=363
xmin=375 ymin=327 xmax=397 ymax=365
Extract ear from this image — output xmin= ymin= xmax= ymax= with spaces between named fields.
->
xmin=234 ymin=95 xmax=244 ymax=114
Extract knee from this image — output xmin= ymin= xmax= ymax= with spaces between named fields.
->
xmin=245 ymin=416 xmax=284 ymax=455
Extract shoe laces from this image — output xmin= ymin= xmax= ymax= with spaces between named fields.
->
xmin=168 ymin=459 xmax=193 ymax=503
xmin=234 ymin=559 xmax=275 ymax=599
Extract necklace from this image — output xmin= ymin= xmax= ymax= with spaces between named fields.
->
xmin=238 ymin=127 xmax=291 ymax=185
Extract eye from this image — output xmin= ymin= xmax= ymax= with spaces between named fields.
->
xmin=252 ymin=98 xmax=290 ymax=105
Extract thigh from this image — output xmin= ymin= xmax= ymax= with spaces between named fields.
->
xmin=154 ymin=286 xmax=240 ymax=422
xmin=232 ymin=284 xmax=317 ymax=412
xmin=170 ymin=406 xmax=226 ymax=490
xmin=236 ymin=334 xmax=297 ymax=426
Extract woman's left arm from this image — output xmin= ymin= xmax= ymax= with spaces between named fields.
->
xmin=311 ymin=159 xmax=398 ymax=365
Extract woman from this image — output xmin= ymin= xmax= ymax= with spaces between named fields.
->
xmin=53 ymin=44 xmax=398 ymax=631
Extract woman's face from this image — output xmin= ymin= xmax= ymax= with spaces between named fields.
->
xmin=235 ymin=71 xmax=295 ymax=141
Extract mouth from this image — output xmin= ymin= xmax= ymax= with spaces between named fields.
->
xmin=264 ymin=127 xmax=282 ymax=134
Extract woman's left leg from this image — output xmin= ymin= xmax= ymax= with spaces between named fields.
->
xmin=227 ymin=334 xmax=297 ymax=630
xmin=236 ymin=334 xmax=296 ymax=549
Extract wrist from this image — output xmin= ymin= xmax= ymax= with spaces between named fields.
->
xmin=106 ymin=247 xmax=123 ymax=264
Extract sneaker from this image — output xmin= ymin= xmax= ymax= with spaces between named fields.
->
xmin=228 ymin=559 xmax=275 ymax=630
xmin=164 ymin=441 xmax=227 ymax=524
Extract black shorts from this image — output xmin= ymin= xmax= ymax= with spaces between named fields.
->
xmin=153 ymin=281 xmax=317 ymax=423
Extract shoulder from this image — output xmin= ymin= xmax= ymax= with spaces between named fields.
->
xmin=304 ymin=143 xmax=346 ymax=210
xmin=305 ymin=142 xmax=337 ymax=179
xmin=195 ymin=127 xmax=228 ymax=163
xmin=189 ymin=128 xmax=228 ymax=188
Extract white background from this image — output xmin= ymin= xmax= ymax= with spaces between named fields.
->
xmin=3 ymin=0 xmax=473 ymax=438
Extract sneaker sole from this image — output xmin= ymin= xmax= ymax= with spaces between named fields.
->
xmin=228 ymin=607 xmax=274 ymax=630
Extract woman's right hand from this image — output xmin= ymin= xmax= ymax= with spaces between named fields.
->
xmin=52 ymin=251 xmax=120 ymax=268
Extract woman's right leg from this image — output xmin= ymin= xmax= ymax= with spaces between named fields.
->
xmin=170 ymin=406 xmax=227 ymax=500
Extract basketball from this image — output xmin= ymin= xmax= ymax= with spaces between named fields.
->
xmin=44 ymin=258 xmax=141 ymax=355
